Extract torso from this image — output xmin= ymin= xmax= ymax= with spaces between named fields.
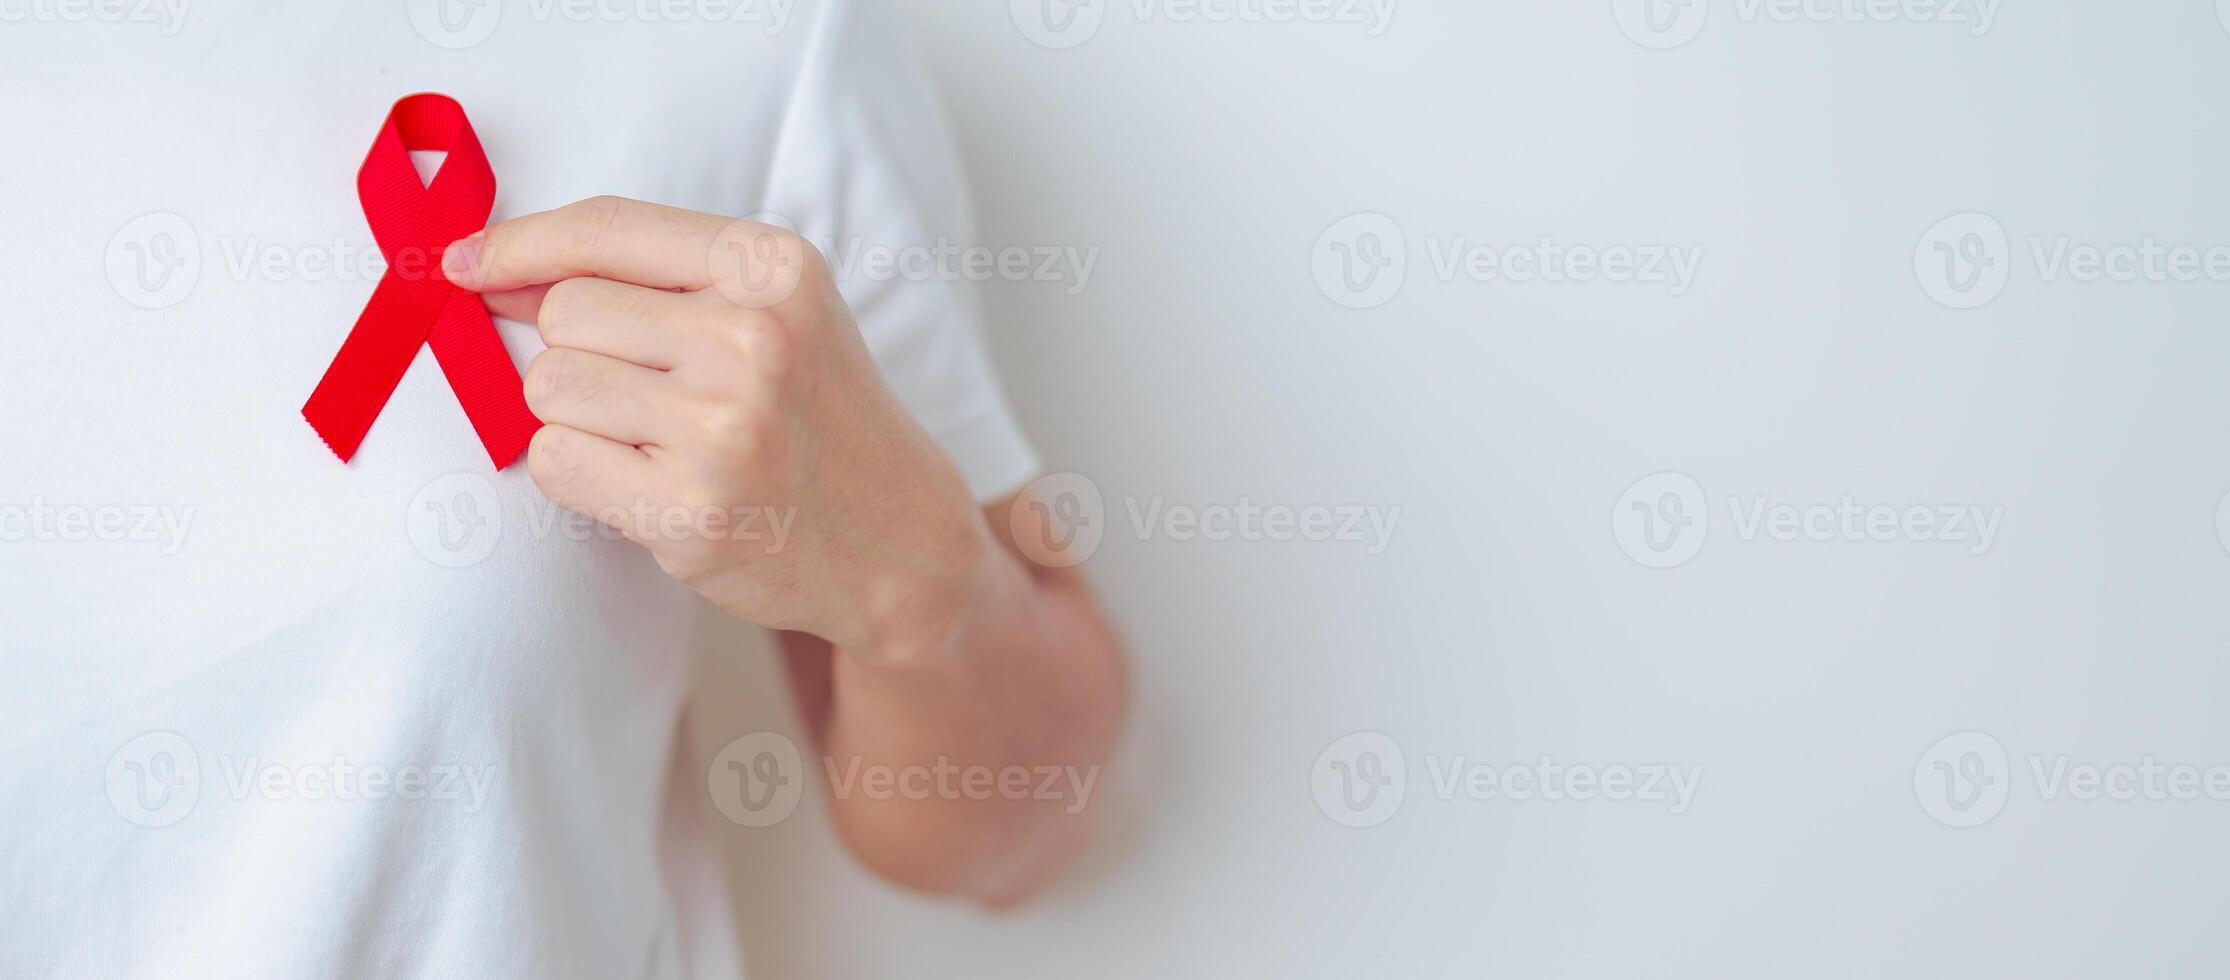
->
xmin=2 ymin=6 xmax=818 ymax=975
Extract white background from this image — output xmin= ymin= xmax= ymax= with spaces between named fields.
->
xmin=694 ymin=2 xmax=2230 ymax=977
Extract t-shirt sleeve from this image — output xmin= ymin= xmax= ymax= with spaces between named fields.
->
xmin=755 ymin=0 xmax=1041 ymax=502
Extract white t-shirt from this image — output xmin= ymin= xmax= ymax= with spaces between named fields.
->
xmin=0 ymin=3 xmax=1036 ymax=976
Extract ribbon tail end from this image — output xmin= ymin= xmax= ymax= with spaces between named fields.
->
xmin=302 ymin=407 xmax=362 ymax=464
xmin=482 ymin=423 xmax=537 ymax=470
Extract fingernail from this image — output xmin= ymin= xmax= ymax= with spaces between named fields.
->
xmin=443 ymin=233 xmax=485 ymax=286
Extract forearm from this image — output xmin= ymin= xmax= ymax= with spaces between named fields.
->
xmin=780 ymin=497 xmax=1126 ymax=904
xmin=438 ymin=196 xmax=1127 ymax=903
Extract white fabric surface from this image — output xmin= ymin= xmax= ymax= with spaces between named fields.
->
xmin=0 ymin=2 xmax=1035 ymax=975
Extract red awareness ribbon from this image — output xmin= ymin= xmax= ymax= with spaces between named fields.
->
xmin=302 ymin=93 xmax=539 ymax=468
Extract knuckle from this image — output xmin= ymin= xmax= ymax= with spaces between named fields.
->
xmin=571 ymin=195 xmax=629 ymax=252
xmin=773 ymin=230 xmax=826 ymax=295
xmin=526 ymin=426 xmax=585 ymax=501
xmin=737 ymin=222 xmax=816 ymax=266
xmin=729 ymin=308 xmax=790 ymax=356
xmin=525 ymin=348 xmax=605 ymax=414
xmin=537 ymin=278 xmax=593 ymax=337
xmin=696 ymin=401 xmax=765 ymax=453
xmin=708 ymin=220 xmax=819 ymax=310
xmin=522 ymin=350 xmax=565 ymax=413
xmin=613 ymin=283 xmax=664 ymax=331
xmin=734 ymin=309 xmax=804 ymax=376
xmin=690 ymin=305 xmax=785 ymax=378
xmin=790 ymin=233 xmax=827 ymax=276
xmin=738 ymin=221 xmax=805 ymax=255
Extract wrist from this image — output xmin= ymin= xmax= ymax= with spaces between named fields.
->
xmin=838 ymin=498 xmax=1024 ymax=672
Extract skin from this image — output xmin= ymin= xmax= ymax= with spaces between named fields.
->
xmin=441 ymin=195 xmax=1126 ymax=905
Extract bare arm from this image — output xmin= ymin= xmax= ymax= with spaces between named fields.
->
xmin=778 ymin=486 xmax=1125 ymax=905
xmin=445 ymin=196 xmax=1127 ymax=906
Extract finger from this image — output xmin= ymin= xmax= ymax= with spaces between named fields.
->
xmin=445 ymin=195 xmax=730 ymax=293
xmin=531 ymin=277 xmax=702 ymax=371
xmin=523 ymin=347 xmax=686 ymax=448
xmin=481 ymin=284 xmax=550 ymax=324
xmin=525 ymin=423 xmax=666 ymax=542
xmin=702 ymin=218 xmax=816 ymax=310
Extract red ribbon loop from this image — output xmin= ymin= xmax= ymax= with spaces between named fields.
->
xmin=303 ymin=93 xmax=539 ymax=468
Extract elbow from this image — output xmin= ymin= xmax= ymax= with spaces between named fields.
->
xmin=827 ymin=790 xmax=1107 ymax=907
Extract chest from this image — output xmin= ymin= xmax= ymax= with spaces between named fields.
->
xmin=0 ymin=16 xmax=774 ymax=710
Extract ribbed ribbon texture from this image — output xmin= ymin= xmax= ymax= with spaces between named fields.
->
xmin=302 ymin=93 xmax=539 ymax=468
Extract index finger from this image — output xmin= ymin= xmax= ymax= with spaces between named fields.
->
xmin=445 ymin=195 xmax=729 ymax=293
